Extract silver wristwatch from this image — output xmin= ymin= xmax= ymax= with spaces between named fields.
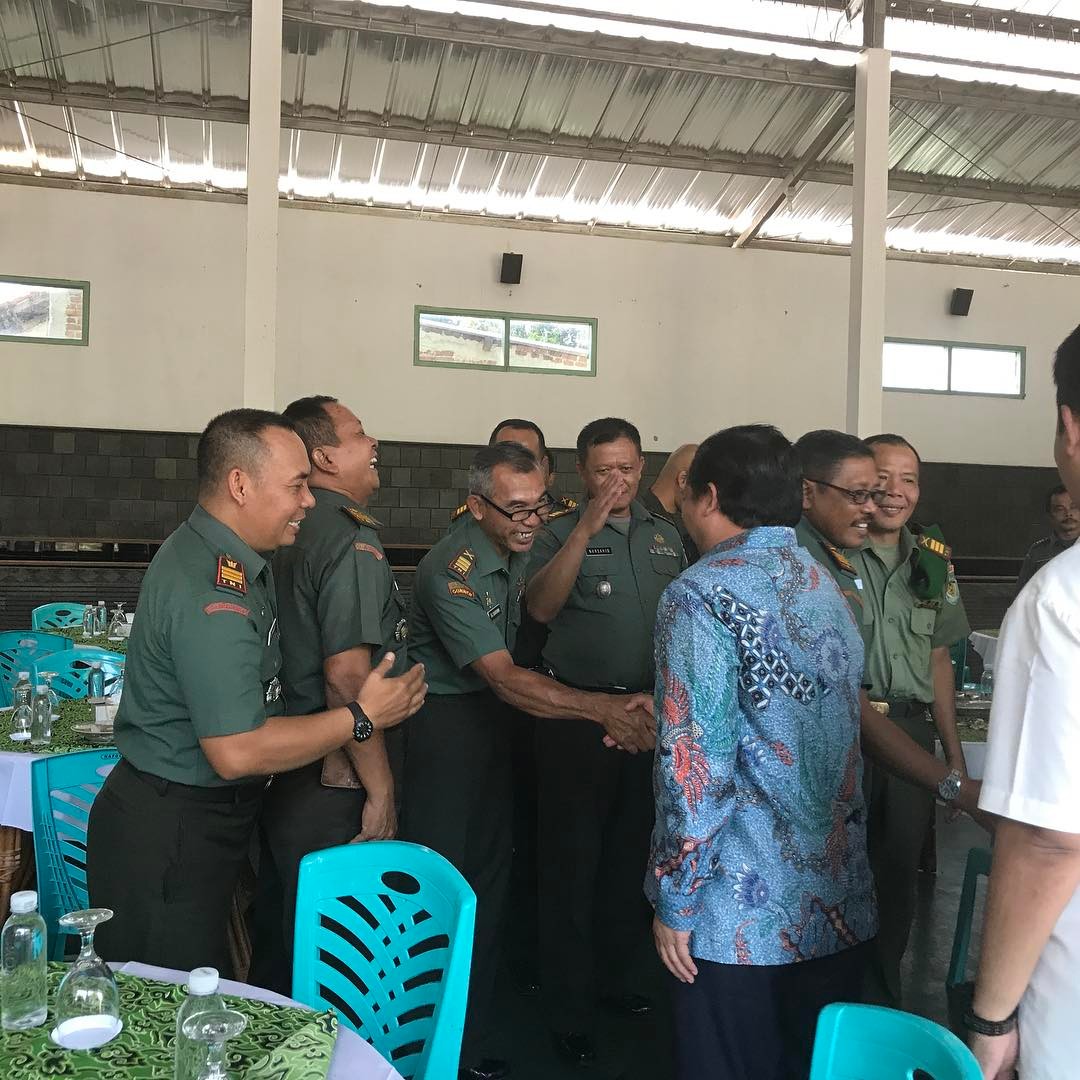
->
xmin=937 ymin=768 xmax=963 ymax=804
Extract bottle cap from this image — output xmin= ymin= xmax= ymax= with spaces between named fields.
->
xmin=10 ymin=891 xmax=37 ymax=914
xmin=35 ymin=685 xmax=47 ymax=694
xmin=188 ymin=967 xmax=219 ymax=995
xmin=18 ymin=671 xmax=28 ymax=680
xmin=91 ymin=662 xmax=102 ymax=670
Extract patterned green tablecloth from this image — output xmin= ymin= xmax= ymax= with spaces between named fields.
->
xmin=3 ymin=700 xmax=109 ymax=755
xmin=57 ymin=628 xmax=128 ymax=655
xmin=0 ymin=966 xmax=337 ymax=1079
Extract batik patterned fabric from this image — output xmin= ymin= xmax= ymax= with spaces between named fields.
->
xmin=645 ymin=526 xmax=877 ymax=966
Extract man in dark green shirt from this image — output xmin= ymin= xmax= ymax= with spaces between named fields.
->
xmin=250 ymin=395 xmax=410 ymax=993
xmin=637 ymin=442 xmax=700 ymax=563
xmin=1016 ymin=482 xmax=1079 ymax=592
xmin=526 ymin=418 xmax=685 ymax=1066
xmin=86 ymin=409 xmax=426 ymax=975
xmin=402 ymin=442 xmax=653 ymax=1080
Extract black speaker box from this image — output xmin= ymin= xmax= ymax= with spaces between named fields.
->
xmin=500 ymin=253 xmax=523 ymax=285
xmin=950 ymin=288 xmax=974 ymax=316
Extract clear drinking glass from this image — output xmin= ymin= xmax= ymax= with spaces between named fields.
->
xmin=181 ymin=1009 xmax=247 ymax=1080
xmin=52 ymin=909 xmax=121 ymax=1049
xmin=107 ymin=604 xmax=127 ymax=641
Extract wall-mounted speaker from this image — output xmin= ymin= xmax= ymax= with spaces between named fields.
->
xmin=500 ymin=253 xmax=523 ymax=285
xmin=950 ymin=288 xmax=974 ymax=316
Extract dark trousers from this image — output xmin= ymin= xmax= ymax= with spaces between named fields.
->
xmin=400 ymin=692 xmax=512 ymax=1064
xmin=507 ymin=708 xmax=539 ymax=983
xmin=536 ymin=715 xmax=655 ymax=1033
xmin=249 ymin=761 xmax=367 ymax=995
xmin=86 ymin=759 xmax=262 ymax=976
xmin=672 ymin=945 xmax=868 ymax=1080
xmin=863 ymin=713 xmax=936 ymax=1008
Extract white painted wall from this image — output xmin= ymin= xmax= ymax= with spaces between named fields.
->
xmin=2 ymin=184 xmax=1076 ymax=466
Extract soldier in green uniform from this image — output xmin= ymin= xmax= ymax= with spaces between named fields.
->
xmin=857 ymin=433 xmax=971 ymax=1008
xmin=401 ymin=442 xmax=653 ymax=1080
xmin=249 ymin=395 xmax=410 ymax=994
xmin=86 ymin=409 xmax=426 ymax=975
xmin=638 ymin=443 xmax=700 ymax=563
xmin=526 ymin=418 xmax=686 ymax=1067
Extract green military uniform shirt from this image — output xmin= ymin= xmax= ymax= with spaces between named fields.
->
xmin=528 ymin=498 xmax=686 ymax=691
xmin=114 ymin=504 xmax=284 ymax=787
xmin=408 ymin=515 xmax=529 ymax=695
xmin=854 ymin=525 xmax=970 ymax=703
xmin=794 ymin=517 xmax=869 ymax=645
xmin=272 ymin=488 xmax=408 ymax=716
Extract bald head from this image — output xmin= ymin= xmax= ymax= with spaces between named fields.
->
xmin=650 ymin=443 xmax=699 ymax=514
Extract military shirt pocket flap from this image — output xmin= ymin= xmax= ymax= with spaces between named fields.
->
xmin=650 ymin=554 xmax=680 ymax=578
xmin=579 ymin=556 xmax=615 ymax=577
xmin=910 ymin=607 xmax=937 ymax=636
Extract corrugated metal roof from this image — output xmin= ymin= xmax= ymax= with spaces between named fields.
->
xmin=2 ymin=0 xmax=1080 ymax=265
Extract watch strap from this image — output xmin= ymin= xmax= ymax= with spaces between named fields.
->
xmin=345 ymin=701 xmax=373 ymax=741
xmin=962 ymin=1005 xmax=1018 ymax=1037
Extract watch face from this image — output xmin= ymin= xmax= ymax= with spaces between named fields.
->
xmin=354 ymin=714 xmax=374 ymax=742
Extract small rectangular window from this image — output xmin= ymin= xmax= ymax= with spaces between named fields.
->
xmin=416 ymin=307 xmax=596 ymax=376
xmin=0 ymin=277 xmax=90 ymax=346
xmin=883 ymin=339 xmax=1023 ymax=398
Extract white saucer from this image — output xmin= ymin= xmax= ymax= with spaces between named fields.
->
xmin=8 ymin=732 xmax=30 ymax=742
xmin=50 ymin=1014 xmax=123 ymax=1049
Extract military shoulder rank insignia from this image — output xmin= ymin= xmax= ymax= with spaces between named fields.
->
xmin=354 ymin=542 xmax=384 ymax=561
xmin=448 ymin=582 xmax=476 ymax=599
xmin=450 ymin=503 xmax=469 ymax=522
xmin=215 ymin=554 xmax=247 ymax=595
xmin=545 ymin=500 xmax=577 ymax=521
xmin=824 ymin=543 xmax=857 ymax=577
xmin=341 ymin=506 xmax=383 ymax=530
xmin=448 ymin=548 xmax=475 ymax=580
xmin=916 ymin=533 xmax=952 ymax=561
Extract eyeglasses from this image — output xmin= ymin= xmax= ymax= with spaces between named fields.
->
xmin=805 ymin=478 xmax=888 ymax=506
xmin=478 ymin=493 xmax=553 ymax=523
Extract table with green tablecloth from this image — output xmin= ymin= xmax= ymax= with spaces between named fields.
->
xmin=56 ymin=628 xmax=128 ymax=655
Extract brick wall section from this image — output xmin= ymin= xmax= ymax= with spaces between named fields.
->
xmin=0 ymin=423 xmax=1059 ymax=556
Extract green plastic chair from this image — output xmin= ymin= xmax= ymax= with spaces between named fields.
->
xmin=0 ymin=631 xmax=73 ymax=707
xmin=41 ymin=645 xmax=125 ymax=700
xmin=946 ymin=846 xmax=993 ymax=1034
xmin=810 ymin=1002 xmax=981 ymax=1079
xmin=31 ymin=602 xmax=87 ymax=631
xmin=292 ymin=841 xmax=475 ymax=1080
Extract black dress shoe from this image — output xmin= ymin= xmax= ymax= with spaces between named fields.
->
xmin=458 ymin=1059 xmax=509 ymax=1080
xmin=550 ymin=1030 xmax=596 ymax=1066
xmin=600 ymin=993 xmax=654 ymax=1017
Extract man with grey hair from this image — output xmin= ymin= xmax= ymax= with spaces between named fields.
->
xmin=402 ymin=441 xmax=655 ymax=1080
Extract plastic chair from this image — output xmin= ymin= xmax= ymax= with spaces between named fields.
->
xmin=31 ymin=602 xmax=87 ymax=631
xmin=947 ymin=846 xmax=993 ymax=1034
xmin=31 ymin=749 xmax=120 ymax=959
xmin=41 ymin=646 xmax=125 ymax=700
xmin=810 ymin=1002 xmax=982 ymax=1079
xmin=292 ymin=841 xmax=476 ymax=1080
xmin=0 ymin=631 xmax=74 ymax=707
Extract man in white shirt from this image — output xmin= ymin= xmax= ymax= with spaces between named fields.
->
xmin=971 ymin=322 xmax=1080 ymax=1080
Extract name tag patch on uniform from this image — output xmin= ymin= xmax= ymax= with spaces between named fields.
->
xmin=203 ymin=601 xmax=250 ymax=617
xmin=448 ymin=582 xmax=476 ymax=599
xmin=449 ymin=549 xmax=476 ymax=579
xmin=215 ymin=555 xmax=247 ymax=595
xmin=354 ymin=542 xmax=384 ymax=560
xmin=586 ymin=546 xmax=612 ymax=556
xmin=487 ymin=604 xmax=502 ymax=621
xmin=853 ymin=578 xmax=864 ymax=591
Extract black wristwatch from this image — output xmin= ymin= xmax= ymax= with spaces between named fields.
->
xmin=346 ymin=701 xmax=374 ymax=742
xmin=962 ymin=1005 xmax=1018 ymax=1036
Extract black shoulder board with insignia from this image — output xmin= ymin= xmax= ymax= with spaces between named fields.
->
xmin=450 ymin=503 xmax=469 ymax=522
xmin=545 ymin=499 xmax=577 ymax=522
xmin=341 ymin=505 xmax=383 ymax=530
xmin=448 ymin=548 xmax=475 ymax=580
xmin=824 ymin=543 xmax=857 ymax=576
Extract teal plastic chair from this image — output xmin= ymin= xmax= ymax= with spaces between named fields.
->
xmin=292 ymin=841 xmax=476 ymax=1080
xmin=31 ymin=749 xmax=121 ymax=959
xmin=40 ymin=646 xmax=124 ymax=700
xmin=0 ymin=631 xmax=73 ymax=707
xmin=810 ymin=1003 xmax=982 ymax=1079
xmin=31 ymin=603 xmax=87 ymax=631
xmin=947 ymin=846 xmax=993 ymax=1034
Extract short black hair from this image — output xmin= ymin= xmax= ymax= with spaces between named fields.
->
xmin=688 ymin=424 xmax=801 ymax=529
xmin=283 ymin=395 xmax=338 ymax=460
xmin=544 ymin=447 xmax=556 ymax=475
xmin=468 ymin=441 xmax=542 ymax=498
xmin=1047 ymin=482 xmax=1069 ymax=513
xmin=489 ymin=418 xmax=547 ymax=457
xmin=197 ymin=409 xmax=296 ymax=497
xmin=1054 ymin=324 xmax=1080 ymax=427
xmin=576 ymin=417 xmax=642 ymax=465
xmin=865 ymin=432 xmax=922 ymax=466
xmin=793 ymin=430 xmax=873 ymax=485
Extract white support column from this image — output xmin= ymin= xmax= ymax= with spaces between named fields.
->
xmin=242 ymin=0 xmax=283 ymax=409
xmin=845 ymin=45 xmax=891 ymax=436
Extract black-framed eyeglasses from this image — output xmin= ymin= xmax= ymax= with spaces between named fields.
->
xmin=478 ymin=493 xmax=553 ymax=523
xmin=805 ymin=478 xmax=888 ymax=506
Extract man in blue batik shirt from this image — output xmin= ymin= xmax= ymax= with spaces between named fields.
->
xmin=646 ymin=425 xmax=877 ymax=1080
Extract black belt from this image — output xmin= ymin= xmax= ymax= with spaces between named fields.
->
xmin=121 ymin=759 xmax=269 ymax=804
xmin=546 ymin=671 xmax=650 ymax=696
xmin=883 ymin=698 xmax=930 ymax=720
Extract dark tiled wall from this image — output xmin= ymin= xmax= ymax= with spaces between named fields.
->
xmin=0 ymin=423 xmax=1057 ymax=557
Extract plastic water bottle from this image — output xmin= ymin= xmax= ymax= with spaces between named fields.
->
xmin=174 ymin=967 xmax=225 ymax=1080
xmin=0 ymin=891 xmax=48 ymax=1031
xmin=9 ymin=703 xmax=31 ymax=743
xmin=980 ymin=666 xmax=994 ymax=697
xmin=88 ymin=662 xmax=105 ymax=700
xmin=95 ymin=600 xmax=108 ymax=635
xmin=30 ymin=686 xmax=51 ymax=746
xmin=12 ymin=673 xmax=31 ymax=712
xmin=82 ymin=605 xmax=95 ymax=638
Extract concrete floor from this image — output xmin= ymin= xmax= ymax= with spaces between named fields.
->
xmin=486 ymin=808 xmax=988 ymax=1079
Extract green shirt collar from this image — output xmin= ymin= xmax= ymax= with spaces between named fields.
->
xmin=310 ymin=486 xmax=383 ymax=527
xmin=458 ymin=514 xmax=515 ymax=578
xmin=188 ymin=504 xmax=268 ymax=581
xmin=865 ymin=525 xmax=915 ymax=567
